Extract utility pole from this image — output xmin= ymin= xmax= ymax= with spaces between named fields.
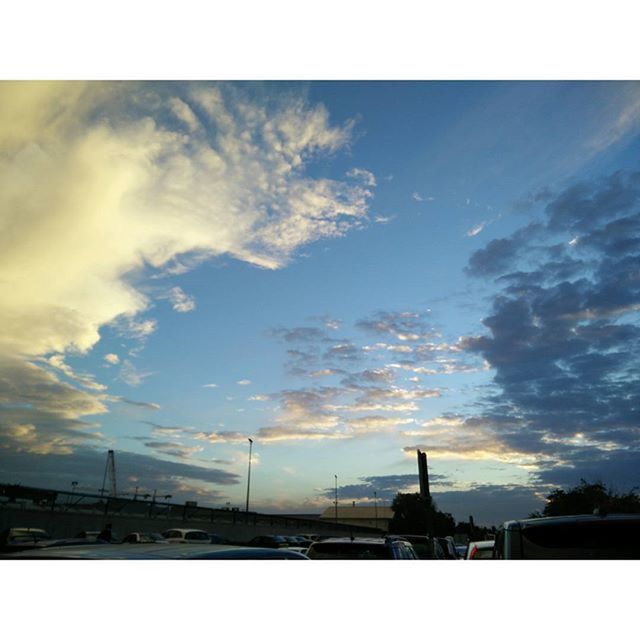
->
xmin=374 ymin=491 xmax=378 ymax=530
xmin=334 ymin=474 xmax=338 ymax=526
xmin=245 ymin=438 xmax=253 ymax=513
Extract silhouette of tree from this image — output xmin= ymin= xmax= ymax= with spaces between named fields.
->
xmin=539 ymin=480 xmax=640 ymax=516
xmin=388 ymin=492 xmax=455 ymax=536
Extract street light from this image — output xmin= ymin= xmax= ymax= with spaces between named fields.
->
xmin=245 ymin=438 xmax=253 ymax=513
xmin=374 ymin=491 xmax=378 ymax=530
xmin=334 ymin=474 xmax=338 ymax=525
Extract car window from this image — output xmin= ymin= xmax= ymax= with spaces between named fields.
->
xmin=185 ymin=531 xmax=209 ymax=541
xmin=521 ymin=519 xmax=640 ymax=559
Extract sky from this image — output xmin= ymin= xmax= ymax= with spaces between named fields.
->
xmin=1 ymin=81 xmax=640 ymax=525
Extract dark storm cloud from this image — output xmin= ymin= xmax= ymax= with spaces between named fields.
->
xmin=535 ymin=449 xmax=640 ymax=490
xmin=466 ymin=223 xmax=544 ymax=277
xmin=433 ymin=484 xmax=546 ymax=526
xmin=546 ymin=170 xmax=640 ymax=232
xmin=0 ymin=446 xmax=241 ymax=500
xmin=461 ymin=169 xmax=640 ymax=488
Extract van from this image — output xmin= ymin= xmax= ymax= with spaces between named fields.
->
xmin=494 ymin=513 xmax=640 ymax=559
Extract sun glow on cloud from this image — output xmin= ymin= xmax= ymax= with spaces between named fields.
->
xmin=0 ymin=81 xmax=373 ymax=456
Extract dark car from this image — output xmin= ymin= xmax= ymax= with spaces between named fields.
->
xmin=247 ymin=535 xmax=289 ymax=548
xmin=388 ymin=534 xmax=444 ymax=559
xmin=436 ymin=536 xmax=459 ymax=559
xmin=494 ymin=513 xmax=640 ymax=559
xmin=306 ymin=536 xmax=418 ymax=559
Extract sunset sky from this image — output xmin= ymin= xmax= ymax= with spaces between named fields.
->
xmin=1 ymin=81 xmax=640 ymax=524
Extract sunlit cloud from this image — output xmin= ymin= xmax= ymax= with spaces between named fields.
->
xmin=167 ymin=286 xmax=196 ymax=313
xmin=0 ymin=81 xmax=372 ymax=458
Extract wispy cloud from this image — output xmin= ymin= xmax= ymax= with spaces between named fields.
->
xmin=466 ymin=221 xmax=487 ymax=237
xmin=167 ymin=286 xmax=196 ymax=313
xmin=346 ymin=167 xmax=377 ymax=187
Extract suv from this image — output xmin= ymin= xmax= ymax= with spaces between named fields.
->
xmin=306 ymin=537 xmax=418 ymax=559
xmin=494 ymin=513 xmax=640 ymax=559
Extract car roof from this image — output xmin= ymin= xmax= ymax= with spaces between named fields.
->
xmin=311 ymin=537 xmax=387 ymax=545
xmin=502 ymin=513 xmax=640 ymax=530
xmin=468 ymin=540 xmax=494 ymax=548
xmin=163 ymin=528 xmax=208 ymax=534
xmin=2 ymin=543 xmax=309 ymax=560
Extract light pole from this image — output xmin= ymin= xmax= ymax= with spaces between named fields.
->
xmin=374 ymin=491 xmax=378 ymax=530
xmin=245 ymin=438 xmax=253 ymax=513
xmin=334 ymin=474 xmax=338 ymax=526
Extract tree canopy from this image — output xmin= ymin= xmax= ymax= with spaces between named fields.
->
xmin=388 ymin=492 xmax=455 ymax=536
xmin=531 ymin=480 xmax=640 ymax=517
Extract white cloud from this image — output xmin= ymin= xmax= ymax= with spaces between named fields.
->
xmin=119 ymin=360 xmax=153 ymax=387
xmin=104 ymin=353 xmax=120 ymax=365
xmin=466 ymin=221 xmax=487 ymax=237
xmin=346 ymin=167 xmax=377 ymax=187
xmin=412 ymin=192 xmax=435 ymax=202
xmin=0 ymin=82 xmax=370 ymax=359
xmin=45 ymin=354 xmax=107 ymax=391
xmin=236 ymin=379 xmax=252 ymax=386
xmin=203 ymin=383 xmax=218 ymax=388
xmin=167 ymin=286 xmax=196 ymax=313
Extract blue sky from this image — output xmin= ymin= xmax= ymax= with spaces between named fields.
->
xmin=1 ymin=81 xmax=639 ymax=524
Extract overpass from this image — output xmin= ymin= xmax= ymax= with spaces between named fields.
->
xmin=0 ymin=483 xmax=383 ymax=542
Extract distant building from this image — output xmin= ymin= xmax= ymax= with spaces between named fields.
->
xmin=319 ymin=505 xmax=394 ymax=531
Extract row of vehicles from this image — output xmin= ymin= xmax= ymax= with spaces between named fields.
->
xmin=3 ymin=513 xmax=639 ymax=559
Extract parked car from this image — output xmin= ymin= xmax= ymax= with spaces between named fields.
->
xmin=387 ymin=535 xmax=443 ymax=559
xmin=247 ymin=535 xmax=289 ymax=548
xmin=436 ymin=536 xmax=459 ymax=559
xmin=306 ymin=537 xmax=418 ymax=559
xmin=494 ymin=513 xmax=640 ymax=559
xmin=121 ymin=532 xmax=168 ymax=544
xmin=209 ymin=533 xmax=232 ymax=545
xmin=466 ymin=540 xmax=495 ymax=559
xmin=162 ymin=528 xmax=212 ymax=543
xmin=0 ymin=527 xmax=51 ymax=553
xmin=75 ymin=530 xmax=102 ymax=541
xmin=455 ymin=543 xmax=468 ymax=558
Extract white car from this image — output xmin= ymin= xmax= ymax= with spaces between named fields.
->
xmin=466 ymin=540 xmax=495 ymax=559
xmin=162 ymin=528 xmax=211 ymax=543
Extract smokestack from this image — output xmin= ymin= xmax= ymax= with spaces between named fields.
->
xmin=417 ymin=449 xmax=430 ymax=499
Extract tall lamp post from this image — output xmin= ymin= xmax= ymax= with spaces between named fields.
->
xmin=245 ymin=438 xmax=253 ymax=513
xmin=374 ymin=491 xmax=378 ymax=530
xmin=334 ymin=474 xmax=338 ymax=526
